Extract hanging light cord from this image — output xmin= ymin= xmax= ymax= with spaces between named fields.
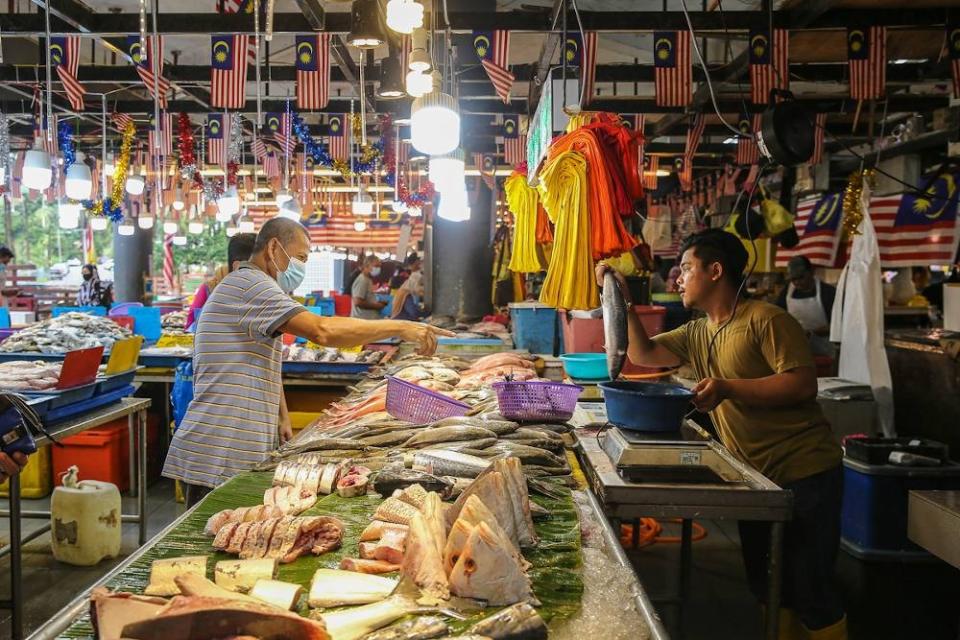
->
xmin=42 ymin=0 xmax=53 ymax=146
xmin=253 ymin=0 xmax=262 ymax=199
xmin=151 ymin=0 xmax=162 ymax=217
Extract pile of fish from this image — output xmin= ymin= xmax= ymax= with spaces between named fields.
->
xmin=140 ymin=345 xmax=193 ymax=358
xmin=283 ymin=344 xmax=385 ymax=365
xmin=0 ymin=312 xmax=132 ymax=354
xmin=0 ymin=360 xmax=62 ymax=391
xmin=160 ymin=310 xmax=188 ymax=336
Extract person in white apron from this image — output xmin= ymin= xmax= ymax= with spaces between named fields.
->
xmin=778 ymin=256 xmax=837 ymax=358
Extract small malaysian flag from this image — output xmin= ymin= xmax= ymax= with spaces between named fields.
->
xmin=948 ymin=25 xmax=960 ymax=99
xmin=775 ymin=193 xmax=844 ymax=268
xmin=295 ymin=34 xmax=331 ymax=110
xmin=206 ymin=114 xmax=225 ymax=166
xmin=809 ymin=113 xmax=827 ymax=166
xmin=251 ymin=136 xmax=269 ymax=160
xmin=266 ymin=112 xmax=294 ymax=155
xmin=562 ymin=32 xmax=598 ymax=104
xmin=473 ymin=153 xmax=496 ymax=190
xmin=148 ymin=112 xmax=174 ymax=157
xmin=210 ymin=35 xmax=250 ymax=109
xmin=676 ymin=156 xmax=692 ymax=192
xmin=848 ymin=27 xmax=886 ymax=100
xmin=643 ymin=155 xmax=659 ymax=191
xmin=502 ymin=116 xmax=525 ymax=166
xmin=735 ymin=113 xmax=762 ymax=166
xmin=163 ymin=233 xmax=175 ymax=291
xmin=126 ymin=36 xmax=170 ymax=108
xmin=473 ymin=30 xmax=514 ymax=104
xmin=683 ymin=114 xmax=705 ymax=166
xmin=327 ymin=114 xmax=349 ymax=161
xmin=218 ymin=0 xmax=258 ymax=63
xmin=872 ymin=171 xmax=960 ymax=267
xmin=654 ymin=31 xmax=691 ymax=107
xmin=749 ymin=28 xmax=789 ymax=105
xmin=34 ymin=114 xmax=58 ymax=155
xmin=49 ymin=36 xmax=86 ymax=111
xmin=112 ymin=112 xmax=134 ymax=132
xmin=263 ymin=152 xmax=280 ymax=179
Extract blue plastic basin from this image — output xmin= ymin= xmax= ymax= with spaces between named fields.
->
xmin=560 ymin=353 xmax=609 ymax=381
xmin=599 ymin=381 xmax=694 ymax=431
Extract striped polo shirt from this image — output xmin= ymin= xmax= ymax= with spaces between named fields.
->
xmin=162 ymin=264 xmax=305 ymax=488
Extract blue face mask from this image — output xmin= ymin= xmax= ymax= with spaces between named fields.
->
xmin=272 ymin=244 xmax=306 ymax=292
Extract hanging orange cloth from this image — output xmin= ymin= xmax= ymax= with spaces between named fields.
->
xmin=537 ymin=150 xmax=599 ymax=311
xmin=585 ymin=112 xmax=644 ymax=203
xmin=535 ymin=201 xmax=554 ymax=243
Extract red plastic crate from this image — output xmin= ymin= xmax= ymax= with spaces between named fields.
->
xmin=51 ymin=419 xmax=130 ymax=492
xmin=561 ymin=306 xmax=666 ymax=376
xmin=111 ymin=316 xmax=135 ymax=331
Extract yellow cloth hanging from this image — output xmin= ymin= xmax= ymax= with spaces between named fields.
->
xmin=505 ymin=173 xmax=547 ymax=273
xmin=536 ymin=150 xmax=599 ymax=310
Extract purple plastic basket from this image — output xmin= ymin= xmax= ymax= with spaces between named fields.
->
xmin=385 ymin=376 xmax=470 ymax=423
xmin=492 ymin=380 xmax=583 ymax=422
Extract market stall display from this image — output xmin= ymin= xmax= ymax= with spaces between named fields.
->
xmin=0 ymin=313 xmax=131 ymax=354
xmin=0 ymin=361 xmax=62 ymax=390
xmin=282 ymin=345 xmax=385 ymax=365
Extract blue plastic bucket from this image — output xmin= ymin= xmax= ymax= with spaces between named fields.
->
xmin=509 ymin=303 xmax=564 ymax=355
xmin=599 ymin=381 xmax=694 ymax=431
xmin=560 ymin=353 xmax=608 ymax=381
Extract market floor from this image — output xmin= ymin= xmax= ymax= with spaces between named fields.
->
xmin=2 ymin=487 xmax=959 ymax=639
xmin=0 ymin=479 xmax=187 ymax=637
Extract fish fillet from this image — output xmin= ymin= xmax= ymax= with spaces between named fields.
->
xmin=359 ymin=520 xmax=408 ymax=543
xmin=495 ymin=458 xmax=539 ymax=547
xmin=400 ymin=512 xmax=449 ymax=603
xmin=373 ymin=497 xmax=419 ymax=526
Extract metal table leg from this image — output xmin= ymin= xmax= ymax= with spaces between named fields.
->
xmin=127 ymin=412 xmax=137 ymax=498
xmin=677 ymin=518 xmax=693 ymax=640
xmin=9 ymin=473 xmax=23 ymax=640
xmin=764 ymin=521 xmax=785 ymax=640
xmin=137 ymin=409 xmax=148 ymax=545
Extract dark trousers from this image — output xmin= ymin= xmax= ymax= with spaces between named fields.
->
xmin=738 ymin=465 xmax=845 ymax=631
xmin=184 ymin=482 xmax=212 ymax=508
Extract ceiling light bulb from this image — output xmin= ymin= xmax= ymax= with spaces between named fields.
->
xmin=58 ymin=202 xmax=80 ymax=229
xmin=125 ymin=174 xmax=145 ymax=195
xmin=409 ymin=28 xmax=431 ymax=72
xmin=238 ymin=219 xmax=255 ymax=233
xmin=138 ymin=215 xmax=155 ymax=230
xmin=64 ymin=159 xmax=93 ymax=200
xmin=437 ymin=186 xmax=470 ymax=222
xmin=22 ymin=146 xmax=52 ymax=190
xmin=218 ymin=186 xmax=241 ymax=219
xmin=172 ymin=187 xmax=185 ymax=211
xmin=354 ymin=220 xmax=368 ymax=232
xmin=188 ymin=220 xmax=204 ymax=234
xmin=226 ymin=224 xmax=239 ymax=237
xmin=386 ymin=0 xmax=423 ymax=34
xmin=411 ymin=92 xmax=460 ymax=156
xmin=347 ymin=0 xmax=386 ymax=48
xmin=278 ymin=197 xmax=302 ymax=221
xmin=173 ymin=235 xmax=187 ymax=246
xmin=428 ymin=148 xmax=465 ymax=193
xmin=275 ymin=189 xmax=293 ymax=206
xmin=163 ymin=220 xmax=178 ymax=234
xmin=90 ymin=216 xmax=109 ymax=231
xmin=117 ymin=221 xmax=136 ymax=236
xmin=405 ymin=70 xmax=433 ymax=98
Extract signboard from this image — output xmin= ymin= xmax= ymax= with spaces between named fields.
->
xmin=526 ymin=75 xmax=553 ymax=187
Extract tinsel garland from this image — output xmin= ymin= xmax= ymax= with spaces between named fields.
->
xmin=842 ymin=169 xmax=875 ymax=237
xmin=58 ymin=120 xmax=76 ymax=171
xmin=177 ymin=112 xmax=224 ymax=201
xmin=82 ymin=121 xmax=135 ymax=222
xmin=380 ymin=114 xmax=435 ymax=208
xmin=290 ymin=110 xmax=383 ymax=178
xmin=0 ymin=113 xmax=10 ymax=193
xmin=226 ymin=114 xmax=242 ymax=187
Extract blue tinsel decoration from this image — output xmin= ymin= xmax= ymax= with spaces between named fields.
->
xmin=58 ymin=120 xmax=75 ymax=171
xmin=290 ymin=111 xmax=384 ymax=175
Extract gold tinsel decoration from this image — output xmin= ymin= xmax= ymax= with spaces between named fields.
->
xmin=842 ymin=169 xmax=875 ymax=236
xmin=85 ymin=121 xmax=136 ymax=218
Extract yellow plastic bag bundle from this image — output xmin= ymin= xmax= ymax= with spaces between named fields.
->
xmin=505 ymin=173 xmax=547 ymax=273
xmin=537 ymin=150 xmax=599 ymax=310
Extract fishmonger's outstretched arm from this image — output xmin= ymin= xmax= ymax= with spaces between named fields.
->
xmin=280 ymin=312 xmax=455 ymax=355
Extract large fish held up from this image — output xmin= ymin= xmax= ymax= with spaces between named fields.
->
xmin=602 ymin=271 xmax=628 ymax=380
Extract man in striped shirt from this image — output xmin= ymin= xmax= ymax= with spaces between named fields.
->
xmin=163 ymin=218 xmax=453 ymax=505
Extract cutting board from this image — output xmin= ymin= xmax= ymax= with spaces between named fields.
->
xmin=57 ymin=347 xmax=105 ymax=389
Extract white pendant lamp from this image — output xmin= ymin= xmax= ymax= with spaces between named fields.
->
xmin=58 ymin=202 xmax=80 ymax=229
xmin=409 ymin=28 xmax=431 ymax=72
xmin=437 ymin=185 xmax=470 ymax=222
xmin=22 ymin=144 xmax=53 ymax=190
xmin=428 ymin=148 xmax=465 ymax=193
xmin=275 ymin=188 xmax=293 ymax=207
xmin=188 ymin=220 xmax=204 ymax=234
xmin=405 ymin=70 xmax=433 ymax=98
xmin=64 ymin=155 xmax=93 ymax=200
xmin=125 ymin=174 xmax=145 ymax=196
xmin=411 ymin=92 xmax=460 ymax=156
xmin=347 ymin=0 xmax=386 ymax=48
xmin=90 ymin=216 xmax=109 ymax=231
xmin=217 ymin=186 xmax=241 ymax=219
xmin=138 ymin=214 xmax=155 ymax=230
xmin=351 ymin=186 xmax=375 ymax=216
xmin=354 ymin=220 xmax=368 ymax=232
xmin=172 ymin=187 xmax=185 ymax=211
xmin=278 ymin=197 xmax=302 ymax=221
xmin=386 ymin=0 xmax=423 ymax=35
xmin=173 ymin=235 xmax=187 ymax=246
xmin=163 ymin=220 xmax=178 ymax=234
xmin=117 ymin=221 xmax=136 ymax=236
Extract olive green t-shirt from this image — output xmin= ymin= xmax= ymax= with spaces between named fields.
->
xmin=652 ymin=299 xmax=841 ymax=486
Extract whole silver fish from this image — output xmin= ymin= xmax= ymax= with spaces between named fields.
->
xmin=422 ymin=438 xmax=497 ymax=453
xmin=486 ymin=442 xmax=565 ymax=467
xmin=602 ymin=271 xmax=628 ymax=380
xmin=412 ymin=450 xmax=491 ymax=478
xmin=403 ymin=425 xmax=497 ymax=448
xmin=360 ymin=616 xmax=448 ymax=640
xmin=466 ymin=602 xmax=548 ymax=640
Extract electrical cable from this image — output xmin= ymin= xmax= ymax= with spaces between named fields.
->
xmin=678 ymin=0 xmax=743 ymax=138
xmin=714 ymin=0 xmax=751 ymax=125
xmin=569 ymin=0 xmax=589 ymax=108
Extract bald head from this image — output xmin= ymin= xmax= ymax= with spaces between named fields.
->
xmin=253 ymin=218 xmax=310 ymax=254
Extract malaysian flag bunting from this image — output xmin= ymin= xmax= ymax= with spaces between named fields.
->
xmin=327 ymin=114 xmax=349 ymax=161
xmin=654 ymin=31 xmax=691 ymax=107
xmin=684 ymin=114 xmax=705 ymax=164
xmin=643 ymin=155 xmax=659 ymax=191
xmin=775 ymin=192 xmax=844 ymax=267
xmin=871 ymin=171 xmax=960 ymax=267
xmin=749 ymin=28 xmax=789 ymax=105
xmin=112 ymin=112 xmax=134 ymax=132
xmin=218 ymin=0 xmax=258 ymax=63
xmin=34 ymin=114 xmax=58 ymax=155
xmin=249 ymin=209 xmax=425 ymax=249
xmin=163 ymin=233 xmax=175 ymax=291
xmin=206 ymin=114 xmax=225 ymax=166
xmin=809 ymin=113 xmax=827 ymax=166
xmin=49 ymin=36 xmax=86 ymax=111
xmin=251 ymin=136 xmax=270 ymax=161
xmin=675 ymin=156 xmax=693 ymax=192
xmin=848 ymin=27 xmax=886 ymax=100
xmin=473 ymin=31 xmax=514 ymax=104
xmin=266 ymin=112 xmax=294 ymax=155
xmin=148 ymin=112 xmax=174 ymax=157
xmin=126 ymin=36 xmax=170 ymax=108
xmin=263 ymin=153 xmax=280 ymax=179
xmin=473 ymin=153 xmax=496 ymax=190
xmin=211 ymin=35 xmax=250 ymax=109
xmin=948 ymin=25 xmax=960 ymax=99
xmin=735 ymin=112 xmax=762 ymax=166
xmin=562 ymin=32 xmax=598 ymax=104
xmin=502 ymin=115 xmax=525 ymax=166
xmin=295 ymin=34 xmax=331 ymax=110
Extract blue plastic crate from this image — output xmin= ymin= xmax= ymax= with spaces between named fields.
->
xmin=45 ymin=385 xmax=135 ymax=424
xmin=20 ymin=381 xmax=97 ymax=409
xmin=139 ymin=353 xmax=190 ymax=368
xmin=841 ymin=456 xmax=960 ymax=556
xmin=281 ymin=361 xmax=371 ymax=375
xmin=95 ymin=368 xmax=139 ymax=394
xmin=308 ymin=300 xmax=336 ymax=317
xmin=509 ymin=302 xmax=564 ymax=356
